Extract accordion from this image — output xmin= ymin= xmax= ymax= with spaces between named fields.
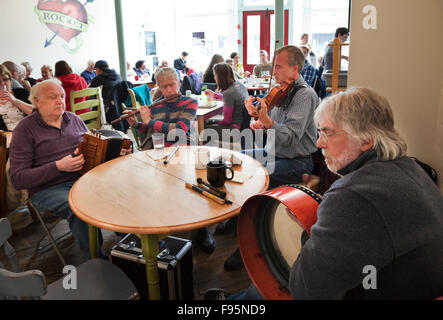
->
xmin=78 ymin=129 xmax=132 ymax=174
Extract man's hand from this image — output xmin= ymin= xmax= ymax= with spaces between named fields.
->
xmin=250 ymin=120 xmax=264 ymax=130
xmin=255 ymin=97 xmax=273 ymax=129
xmin=56 ymin=149 xmax=85 ymax=172
xmin=139 ymin=105 xmax=152 ymax=124
xmin=123 ymin=110 xmax=137 ymax=127
xmin=245 ymin=96 xmax=259 ymax=118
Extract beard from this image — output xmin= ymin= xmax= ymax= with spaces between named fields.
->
xmin=322 ymin=143 xmax=362 ymax=175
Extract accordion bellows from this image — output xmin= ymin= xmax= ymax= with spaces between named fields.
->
xmin=78 ymin=129 xmax=132 ymax=174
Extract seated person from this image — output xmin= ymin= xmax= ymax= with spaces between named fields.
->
xmin=37 ymin=64 xmax=54 ymax=82
xmin=16 ymin=65 xmax=32 ymax=91
xmin=174 ymin=51 xmax=189 ymax=75
xmin=124 ymin=67 xmax=197 ymax=150
xmin=133 ymin=60 xmax=151 ymax=79
xmin=253 ymin=50 xmax=273 ymax=79
xmin=299 ymin=45 xmax=317 ymax=87
xmin=1 ymin=64 xmax=35 ymax=217
xmin=90 ymin=60 xmax=122 ymax=112
xmin=55 ymin=60 xmax=88 ymax=113
xmin=226 ymin=58 xmax=241 ymax=80
xmin=0 ymin=64 xmax=34 ymax=131
xmin=230 ymin=52 xmax=250 ymax=78
xmin=221 ymin=45 xmax=319 ymax=271
xmin=9 ymin=79 xmax=111 ymax=258
xmin=203 ymin=62 xmax=249 ymax=144
xmin=206 ymin=87 xmax=443 ymax=300
xmin=80 ymin=59 xmax=96 ymax=85
xmin=202 ymin=54 xmax=224 ymax=84
xmin=126 ymin=61 xmax=137 ymax=82
xmin=21 ymin=62 xmax=37 ymax=87
xmin=322 ymin=27 xmax=349 ymax=72
xmin=2 ymin=61 xmax=25 ymax=90
xmin=124 ymin=67 xmax=215 ymax=254
xmin=151 ymin=60 xmax=168 ymax=83
xmin=244 ymin=45 xmax=318 ymax=189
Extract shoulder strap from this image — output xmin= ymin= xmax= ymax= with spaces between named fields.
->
xmin=280 ymin=84 xmax=308 ymax=109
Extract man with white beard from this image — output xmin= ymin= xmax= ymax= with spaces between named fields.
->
xmin=289 ymin=87 xmax=443 ymax=299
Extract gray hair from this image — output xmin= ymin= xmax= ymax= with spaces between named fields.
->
xmin=87 ymin=59 xmax=95 ymax=68
xmin=155 ymin=67 xmax=178 ymax=83
xmin=29 ymin=78 xmax=63 ymax=106
xmin=314 ymin=87 xmax=407 ymax=161
xmin=21 ymin=61 xmax=32 ymax=72
xmin=275 ymin=45 xmax=305 ymax=75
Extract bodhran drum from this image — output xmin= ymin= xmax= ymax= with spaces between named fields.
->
xmin=238 ymin=184 xmax=322 ymax=300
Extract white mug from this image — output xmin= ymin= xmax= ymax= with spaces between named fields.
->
xmin=195 ymin=148 xmax=210 ymax=169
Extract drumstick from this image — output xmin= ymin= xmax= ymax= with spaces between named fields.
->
xmin=111 ymin=93 xmax=181 ymax=125
xmin=185 ymin=182 xmax=225 ymax=205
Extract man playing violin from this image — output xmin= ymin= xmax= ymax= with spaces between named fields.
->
xmin=244 ymin=45 xmax=319 ymax=189
xmin=219 ymin=46 xmax=319 ymax=272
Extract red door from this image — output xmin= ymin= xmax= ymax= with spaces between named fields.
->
xmin=242 ymin=9 xmax=289 ymax=74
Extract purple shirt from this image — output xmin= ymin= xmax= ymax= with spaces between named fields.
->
xmin=9 ymin=110 xmax=87 ymax=196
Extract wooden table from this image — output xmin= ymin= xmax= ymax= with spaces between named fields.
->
xmin=0 ymin=131 xmax=13 ymax=218
xmin=69 ymin=146 xmax=269 ymax=299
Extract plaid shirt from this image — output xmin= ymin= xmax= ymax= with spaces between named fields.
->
xmin=301 ymin=59 xmax=316 ymax=87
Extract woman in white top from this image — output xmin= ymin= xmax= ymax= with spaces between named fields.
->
xmin=0 ymin=64 xmax=34 ymax=131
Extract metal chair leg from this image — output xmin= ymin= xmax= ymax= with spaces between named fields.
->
xmin=27 ymin=201 xmax=68 ymax=267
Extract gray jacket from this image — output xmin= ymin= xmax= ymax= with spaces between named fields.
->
xmin=290 ymin=150 xmax=443 ymax=299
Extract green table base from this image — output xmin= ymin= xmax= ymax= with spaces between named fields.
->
xmin=88 ymin=225 xmax=162 ymax=300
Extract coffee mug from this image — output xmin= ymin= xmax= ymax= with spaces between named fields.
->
xmin=206 ymin=159 xmax=234 ymax=188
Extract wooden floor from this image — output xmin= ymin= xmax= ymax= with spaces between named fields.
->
xmin=0 ymin=210 xmax=251 ymax=300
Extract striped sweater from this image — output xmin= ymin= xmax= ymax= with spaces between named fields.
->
xmin=136 ymin=95 xmax=197 ymax=144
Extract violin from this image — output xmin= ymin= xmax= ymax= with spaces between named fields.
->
xmin=260 ymin=79 xmax=295 ymax=111
xmin=255 ymin=79 xmax=295 ymax=115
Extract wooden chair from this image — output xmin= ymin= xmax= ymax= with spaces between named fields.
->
xmin=121 ymin=103 xmax=142 ymax=150
xmin=0 ymin=218 xmax=139 ymax=300
xmin=70 ymin=87 xmax=107 ymax=130
xmin=0 ymin=132 xmax=7 ymax=218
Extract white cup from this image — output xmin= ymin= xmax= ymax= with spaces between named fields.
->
xmin=195 ymin=148 xmax=210 ymax=169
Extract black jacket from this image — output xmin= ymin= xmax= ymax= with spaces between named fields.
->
xmin=90 ymin=69 xmax=122 ymax=108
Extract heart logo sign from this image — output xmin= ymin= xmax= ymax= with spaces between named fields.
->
xmin=34 ymin=0 xmax=93 ymax=53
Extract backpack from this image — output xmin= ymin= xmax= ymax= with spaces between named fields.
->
xmin=411 ymin=157 xmax=438 ymax=184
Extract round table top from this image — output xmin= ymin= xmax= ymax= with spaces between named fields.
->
xmin=69 ymin=146 xmax=269 ymax=234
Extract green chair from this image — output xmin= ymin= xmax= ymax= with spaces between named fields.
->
xmin=121 ymin=103 xmax=142 ymax=150
xmin=70 ymin=87 xmax=106 ymax=130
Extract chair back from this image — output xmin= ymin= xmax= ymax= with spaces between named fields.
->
xmin=0 ymin=133 xmax=7 ymax=217
xmin=180 ymin=75 xmax=196 ymax=95
xmin=121 ymin=103 xmax=142 ymax=150
xmin=70 ymin=87 xmax=106 ymax=130
xmin=0 ymin=218 xmax=47 ymax=299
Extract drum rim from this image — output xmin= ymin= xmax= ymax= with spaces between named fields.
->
xmin=238 ymin=184 xmax=321 ymax=300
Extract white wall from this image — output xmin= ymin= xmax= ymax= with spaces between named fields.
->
xmin=348 ymin=0 xmax=443 ymax=192
xmin=0 ymin=0 xmax=119 ymax=77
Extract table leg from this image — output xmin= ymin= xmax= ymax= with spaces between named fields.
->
xmin=197 ymin=116 xmax=204 ymax=146
xmin=88 ymin=225 xmax=98 ymax=259
xmin=140 ymin=234 xmax=161 ymax=300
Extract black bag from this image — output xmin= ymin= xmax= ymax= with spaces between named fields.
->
xmin=411 ymin=157 xmax=438 ymax=184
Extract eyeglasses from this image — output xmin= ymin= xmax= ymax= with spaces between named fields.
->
xmin=317 ymin=128 xmax=346 ymax=143
xmin=0 ymin=76 xmax=10 ymax=82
